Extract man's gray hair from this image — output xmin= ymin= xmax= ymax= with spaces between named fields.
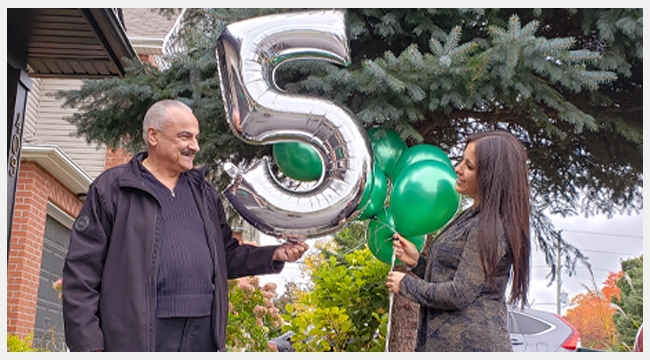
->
xmin=142 ymin=99 xmax=193 ymax=143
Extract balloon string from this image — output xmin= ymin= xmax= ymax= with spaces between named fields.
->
xmin=386 ymin=244 xmax=396 ymax=352
xmin=368 ymin=216 xmax=398 ymax=352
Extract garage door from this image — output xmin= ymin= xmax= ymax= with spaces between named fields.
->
xmin=34 ymin=215 xmax=69 ymax=351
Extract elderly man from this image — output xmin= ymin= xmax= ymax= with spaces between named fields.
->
xmin=62 ymin=99 xmax=308 ymax=352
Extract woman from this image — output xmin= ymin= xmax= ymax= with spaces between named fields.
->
xmin=386 ymin=130 xmax=531 ymax=352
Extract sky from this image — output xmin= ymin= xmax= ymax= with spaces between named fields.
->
xmin=528 ymin=211 xmax=643 ymax=315
xmin=258 ymin=208 xmax=644 ymax=317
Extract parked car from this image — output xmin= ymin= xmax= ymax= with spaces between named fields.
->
xmin=269 ymin=330 xmax=295 ymax=352
xmin=508 ymin=307 xmax=581 ymax=352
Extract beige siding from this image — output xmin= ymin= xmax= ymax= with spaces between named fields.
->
xmin=35 ymin=79 xmax=107 ymax=178
xmin=23 ymin=77 xmax=42 ymax=143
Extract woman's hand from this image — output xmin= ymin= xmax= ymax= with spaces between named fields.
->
xmin=393 ymin=233 xmax=419 ymax=267
xmin=386 ymin=271 xmax=406 ymax=294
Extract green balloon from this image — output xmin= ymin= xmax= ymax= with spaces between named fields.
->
xmin=367 ymin=128 xmax=407 ymax=178
xmin=390 ymin=144 xmax=454 ymax=182
xmin=357 ymin=165 xmax=388 ymax=220
xmin=358 ymin=166 xmax=375 ymax=212
xmin=367 ymin=207 xmax=425 ymax=266
xmin=272 ymin=142 xmax=323 ymax=182
xmin=390 ymin=160 xmax=460 ymax=237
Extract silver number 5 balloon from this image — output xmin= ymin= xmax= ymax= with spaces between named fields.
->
xmin=216 ymin=10 xmax=373 ymax=240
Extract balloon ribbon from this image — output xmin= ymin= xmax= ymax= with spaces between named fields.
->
xmin=385 ymin=245 xmax=396 ymax=352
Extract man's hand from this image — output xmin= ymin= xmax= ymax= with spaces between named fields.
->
xmin=273 ymin=240 xmax=309 ymax=262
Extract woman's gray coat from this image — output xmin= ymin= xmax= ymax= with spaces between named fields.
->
xmin=399 ymin=207 xmax=513 ymax=352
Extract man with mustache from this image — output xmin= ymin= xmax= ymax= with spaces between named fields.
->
xmin=62 ymin=99 xmax=309 ymax=352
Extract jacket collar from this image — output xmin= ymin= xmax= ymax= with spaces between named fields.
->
xmin=119 ymin=151 xmax=207 ymax=190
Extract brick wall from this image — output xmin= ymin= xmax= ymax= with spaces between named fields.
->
xmin=105 ymin=147 xmax=132 ymax=169
xmin=7 ymin=162 xmax=83 ymax=337
xmin=138 ymin=54 xmax=158 ymax=68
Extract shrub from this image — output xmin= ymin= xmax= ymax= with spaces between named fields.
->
xmin=7 ymin=333 xmax=38 ymax=352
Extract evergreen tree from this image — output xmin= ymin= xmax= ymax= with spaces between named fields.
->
xmin=56 ymin=8 xmax=642 ymax=350
xmin=611 ymin=255 xmax=643 ymax=351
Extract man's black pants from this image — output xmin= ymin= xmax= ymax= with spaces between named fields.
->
xmin=155 ymin=315 xmax=217 ymax=352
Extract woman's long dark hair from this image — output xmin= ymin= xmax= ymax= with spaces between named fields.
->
xmin=467 ymin=130 xmax=531 ymax=308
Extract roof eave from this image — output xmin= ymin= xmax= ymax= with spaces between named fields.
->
xmin=21 ymin=144 xmax=94 ymax=196
xmin=85 ymin=8 xmax=138 ymax=75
